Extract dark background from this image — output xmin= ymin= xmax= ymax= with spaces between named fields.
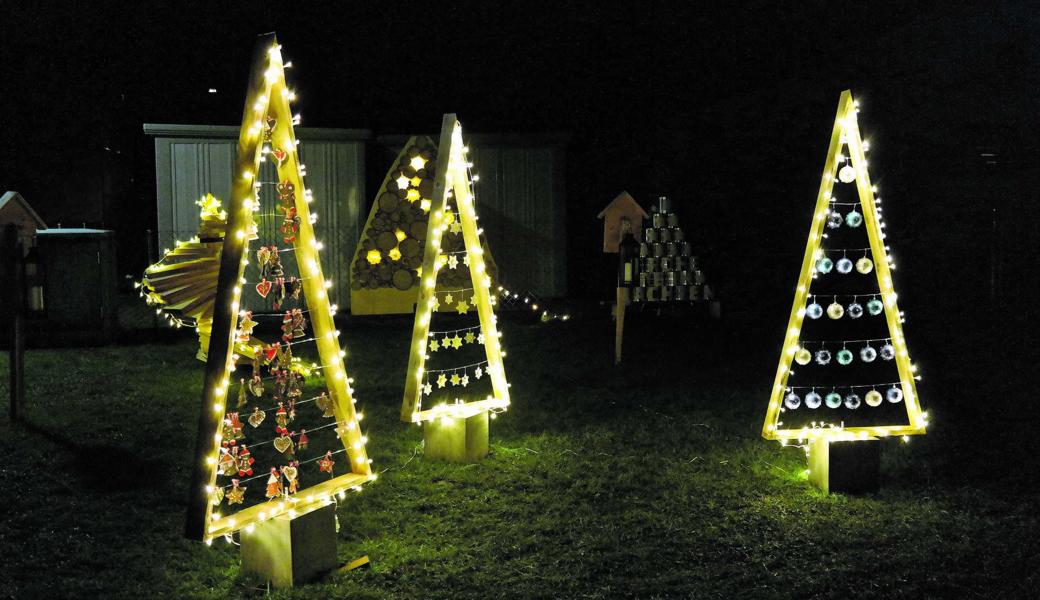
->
xmin=2 ymin=1 xmax=1038 ymax=402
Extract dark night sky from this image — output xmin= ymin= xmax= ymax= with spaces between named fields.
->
xmin=2 ymin=1 xmax=1038 ymax=356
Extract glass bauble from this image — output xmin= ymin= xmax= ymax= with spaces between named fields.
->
xmin=856 ymin=257 xmax=874 ymax=274
xmin=837 ymin=349 xmax=854 ymax=365
xmin=815 ymin=349 xmax=832 ymax=365
xmin=795 ymin=348 xmax=812 ymax=365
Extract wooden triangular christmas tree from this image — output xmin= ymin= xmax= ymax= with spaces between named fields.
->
xmin=349 ymin=136 xmax=498 ymax=315
xmin=401 ymin=114 xmax=510 ymax=424
xmin=184 ymin=34 xmax=373 ymax=543
xmin=762 ymin=90 xmax=927 ymax=443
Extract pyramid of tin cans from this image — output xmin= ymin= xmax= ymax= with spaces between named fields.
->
xmin=631 ymin=196 xmax=713 ymax=304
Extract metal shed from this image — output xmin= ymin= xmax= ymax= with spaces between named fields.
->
xmin=377 ymin=133 xmax=569 ymax=298
xmin=144 ymin=124 xmax=369 ymax=310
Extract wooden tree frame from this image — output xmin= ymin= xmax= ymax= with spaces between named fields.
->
xmin=185 ymin=34 xmax=373 ymax=543
xmin=401 ymin=114 xmax=510 ymax=423
xmin=762 ymin=90 xmax=927 ymax=442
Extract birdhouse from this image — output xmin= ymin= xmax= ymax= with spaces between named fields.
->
xmin=597 ymin=191 xmax=647 ymax=253
xmin=0 ymin=191 xmax=47 ymax=251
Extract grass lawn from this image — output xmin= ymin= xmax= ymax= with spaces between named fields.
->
xmin=1 ymin=311 xmax=1038 ymax=599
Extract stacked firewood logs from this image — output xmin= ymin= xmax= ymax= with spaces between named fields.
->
xmin=351 ymin=139 xmax=496 ymax=294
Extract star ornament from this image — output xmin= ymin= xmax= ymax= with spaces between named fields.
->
xmin=456 ymin=300 xmax=470 ymax=314
xmin=450 ymin=221 xmax=463 ymax=234
xmin=448 ymin=254 xmax=459 ymax=269
xmin=450 ymin=373 xmax=461 ymax=386
xmin=430 ymin=339 xmax=440 ymax=352
xmin=477 ymin=333 xmax=486 ymax=344
xmin=451 ymin=335 xmax=463 ymax=349
xmin=474 ymin=366 xmax=484 ymax=379
xmin=464 ymin=332 xmax=476 ymax=344
xmin=396 ymin=173 xmax=411 ymax=190
xmin=444 ymin=293 xmax=454 ymax=305
xmin=460 ymin=375 xmax=470 ymax=387
xmin=410 ymin=155 xmax=427 ymax=170
xmin=437 ymin=374 xmax=448 ymax=388
xmin=226 ymin=483 xmax=246 ymax=505
xmin=318 ymin=452 xmax=335 ymax=475
xmin=423 ymin=383 xmax=433 ymax=395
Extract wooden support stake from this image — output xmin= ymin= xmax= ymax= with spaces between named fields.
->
xmin=241 ymin=504 xmax=338 ymax=588
xmin=614 ymin=286 xmax=628 ymax=364
xmin=423 ymin=410 xmax=489 ymax=462
xmin=808 ymin=437 xmax=880 ymax=494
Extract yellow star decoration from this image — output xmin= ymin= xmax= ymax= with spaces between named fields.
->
xmin=455 ymin=300 xmax=470 ymax=314
xmin=436 ymin=374 xmax=448 ymax=388
xmin=226 ymin=485 xmax=245 ymax=505
xmin=450 ymin=373 xmax=461 ymax=386
xmin=450 ymin=221 xmax=463 ymax=234
xmin=451 ymin=335 xmax=463 ymax=349
xmin=448 ymin=254 xmax=459 ymax=269
xmin=429 ymin=339 xmax=439 ymax=352
xmin=463 ymin=254 xmax=470 ymax=266
xmin=474 ymin=366 xmax=483 ymax=379
xmin=423 ymin=383 xmax=433 ymax=395
xmin=430 ymin=295 xmax=440 ymax=311
xmin=410 ymin=176 xmax=422 ymax=187
xmin=409 ymin=155 xmax=427 ymax=170
xmin=396 ymin=173 xmax=410 ymax=190
xmin=444 ymin=293 xmax=454 ymax=305
xmin=460 ymin=375 xmax=469 ymax=387
xmin=464 ymin=331 xmax=476 ymax=344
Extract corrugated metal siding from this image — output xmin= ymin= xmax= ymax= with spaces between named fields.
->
xmin=468 ymin=145 xmax=567 ymax=297
xmin=147 ymin=125 xmax=367 ymax=310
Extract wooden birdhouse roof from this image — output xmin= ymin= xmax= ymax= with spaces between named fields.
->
xmin=597 ymin=191 xmax=648 ymax=219
xmin=0 ymin=191 xmax=47 ymax=229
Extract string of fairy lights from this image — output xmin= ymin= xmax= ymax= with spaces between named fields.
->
xmin=192 ymin=42 xmax=374 ymax=544
xmin=767 ymin=96 xmax=927 ymax=446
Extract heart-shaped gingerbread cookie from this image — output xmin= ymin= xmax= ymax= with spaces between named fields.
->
xmin=255 ymin=278 xmax=272 ymax=298
xmin=273 ymin=435 xmax=294 ymax=455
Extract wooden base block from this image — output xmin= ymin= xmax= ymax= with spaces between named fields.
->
xmin=240 ymin=504 xmax=338 ymax=588
xmin=423 ymin=411 xmax=489 ymax=462
xmin=808 ymin=438 xmax=880 ymax=494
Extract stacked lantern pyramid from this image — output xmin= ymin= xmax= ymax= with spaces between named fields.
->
xmin=762 ymin=90 xmax=927 ymax=443
xmin=181 ymin=34 xmax=374 ymax=543
xmin=630 ymin=196 xmax=714 ymax=304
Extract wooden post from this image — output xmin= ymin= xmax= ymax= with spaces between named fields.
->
xmin=240 ymin=503 xmax=338 ymax=588
xmin=4 ymin=226 xmax=25 ymax=423
xmin=423 ymin=411 xmax=489 ymax=462
xmin=808 ymin=438 xmax=880 ymax=494
xmin=614 ymin=286 xmax=628 ymax=364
